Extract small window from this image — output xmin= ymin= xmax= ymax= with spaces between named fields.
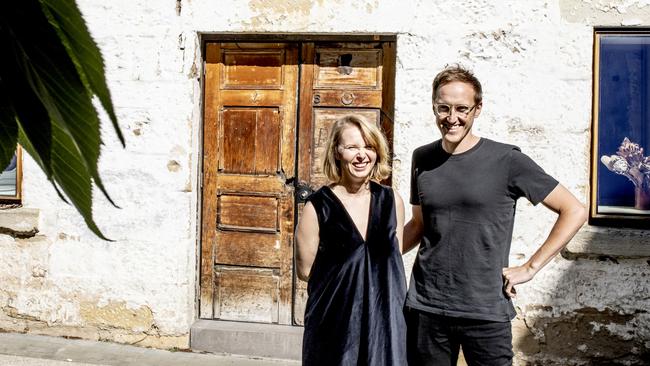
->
xmin=591 ymin=29 xmax=650 ymax=229
xmin=0 ymin=147 xmax=22 ymax=203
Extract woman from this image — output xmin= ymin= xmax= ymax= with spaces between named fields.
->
xmin=296 ymin=115 xmax=407 ymax=366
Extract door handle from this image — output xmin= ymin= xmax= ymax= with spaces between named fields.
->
xmin=296 ymin=182 xmax=313 ymax=202
xmin=285 ymin=177 xmax=313 ymax=202
xmin=290 ymin=180 xmax=313 ymax=203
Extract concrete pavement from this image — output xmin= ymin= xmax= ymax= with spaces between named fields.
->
xmin=0 ymin=354 xmax=103 ymax=366
xmin=0 ymin=332 xmax=300 ymax=366
xmin=0 ymin=355 xmax=102 ymax=366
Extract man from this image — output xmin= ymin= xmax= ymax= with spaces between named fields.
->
xmin=403 ymin=65 xmax=587 ymax=366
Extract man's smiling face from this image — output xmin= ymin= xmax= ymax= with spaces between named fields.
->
xmin=433 ymin=81 xmax=482 ymax=153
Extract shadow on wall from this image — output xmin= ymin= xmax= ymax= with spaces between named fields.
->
xmin=512 ymin=229 xmax=650 ymax=366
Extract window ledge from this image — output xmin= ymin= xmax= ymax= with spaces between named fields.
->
xmin=0 ymin=207 xmax=39 ymax=238
xmin=563 ymin=226 xmax=650 ymax=259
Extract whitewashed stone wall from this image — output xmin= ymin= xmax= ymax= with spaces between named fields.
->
xmin=0 ymin=0 xmax=648 ymax=364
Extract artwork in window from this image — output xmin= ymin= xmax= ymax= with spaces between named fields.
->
xmin=0 ymin=148 xmax=21 ymax=201
xmin=591 ymin=30 xmax=650 ymax=227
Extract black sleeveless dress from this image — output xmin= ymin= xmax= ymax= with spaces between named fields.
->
xmin=302 ymin=181 xmax=407 ymax=366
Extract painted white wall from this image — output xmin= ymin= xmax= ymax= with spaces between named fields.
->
xmin=1 ymin=0 xmax=649 ymax=361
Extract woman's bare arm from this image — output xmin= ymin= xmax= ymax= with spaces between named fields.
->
xmin=295 ymin=202 xmax=320 ymax=281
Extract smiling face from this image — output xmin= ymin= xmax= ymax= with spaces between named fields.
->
xmin=336 ymin=124 xmax=378 ymax=184
xmin=434 ymin=81 xmax=482 ymax=154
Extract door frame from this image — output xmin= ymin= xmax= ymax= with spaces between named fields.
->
xmin=197 ymin=33 xmax=397 ymax=324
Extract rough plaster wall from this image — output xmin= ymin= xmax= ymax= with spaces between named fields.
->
xmin=0 ymin=0 xmax=648 ymax=363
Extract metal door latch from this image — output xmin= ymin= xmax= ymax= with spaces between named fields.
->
xmin=295 ymin=181 xmax=313 ymax=203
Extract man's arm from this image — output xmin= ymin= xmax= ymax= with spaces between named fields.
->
xmin=403 ymin=204 xmax=424 ymax=254
xmin=393 ymin=189 xmax=406 ymax=253
xmin=502 ymin=184 xmax=588 ymax=297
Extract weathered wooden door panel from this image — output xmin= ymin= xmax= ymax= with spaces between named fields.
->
xmin=201 ymin=42 xmax=298 ymax=324
xmin=214 ymin=266 xmax=280 ymax=323
xmin=314 ymin=48 xmax=382 ymax=88
xmin=218 ymin=108 xmax=282 ymax=174
xmin=202 ymin=40 xmax=395 ymax=326
xmin=292 ymin=42 xmax=395 ymax=325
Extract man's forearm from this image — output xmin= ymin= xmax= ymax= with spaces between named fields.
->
xmin=526 ymin=203 xmax=587 ymax=273
xmin=503 ymin=185 xmax=588 ymax=297
xmin=403 ymin=219 xmax=423 ymax=254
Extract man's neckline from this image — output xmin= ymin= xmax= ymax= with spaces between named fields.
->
xmin=440 ymin=137 xmax=485 ymax=159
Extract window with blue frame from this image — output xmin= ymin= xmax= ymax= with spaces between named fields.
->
xmin=592 ymin=29 xmax=650 ymax=228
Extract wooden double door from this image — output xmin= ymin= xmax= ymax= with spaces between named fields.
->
xmin=200 ymin=40 xmax=395 ymax=325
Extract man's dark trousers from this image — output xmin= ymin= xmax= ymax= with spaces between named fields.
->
xmin=406 ymin=308 xmax=513 ymax=366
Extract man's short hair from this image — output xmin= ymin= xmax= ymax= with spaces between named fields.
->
xmin=432 ymin=64 xmax=483 ymax=104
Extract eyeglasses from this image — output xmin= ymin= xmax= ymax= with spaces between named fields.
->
xmin=338 ymin=145 xmax=376 ymax=154
xmin=433 ymin=103 xmax=477 ymax=118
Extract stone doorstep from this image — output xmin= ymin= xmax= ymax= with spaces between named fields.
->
xmin=190 ymin=320 xmax=303 ymax=361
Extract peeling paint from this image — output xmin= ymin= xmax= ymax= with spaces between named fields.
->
xmin=461 ymin=27 xmax=532 ymax=64
xmin=167 ymin=160 xmax=182 ymax=172
xmin=517 ymin=308 xmax=650 ymax=364
xmin=247 ymin=0 xmax=317 ymax=27
xmin=560 ymin=0 xmax=650 ymax=24
xmin=3 ymin=305 xmax=44 ymax=323
xmin=365 ymin=0 xmax=379 ymax=13
xmin=79 ymin=301 xmax=154 ymax=332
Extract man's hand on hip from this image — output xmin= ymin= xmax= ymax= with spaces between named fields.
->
xmin=501 ymin=264 xmax=537 ymax=298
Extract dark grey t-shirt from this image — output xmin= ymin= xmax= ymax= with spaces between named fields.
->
xmin=407 ymin=138 xmax=558 ymax=322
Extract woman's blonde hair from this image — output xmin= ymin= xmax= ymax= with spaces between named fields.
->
xmin=322 ymin=115 xmax=391 ymax=183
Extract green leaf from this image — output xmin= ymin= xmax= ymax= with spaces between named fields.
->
xmin=0 ymin=80 xmax=18 ymax=170
xmin=18 ymin=126 xmax=69 ymax=204
xmin=6 ymin=0 xmax=117 ymax=207
xmin=39 ymin=0 xmax=125 ymax=147
xmin=18 ymin=122 xmax=108 ymax=239
xmin=1 ymin=1 xmax=123 ymax=239
xmin=51 ymin=123 xmax=110 ymax=240
xmin=0 ymin=13 xmax=54 ymax=179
